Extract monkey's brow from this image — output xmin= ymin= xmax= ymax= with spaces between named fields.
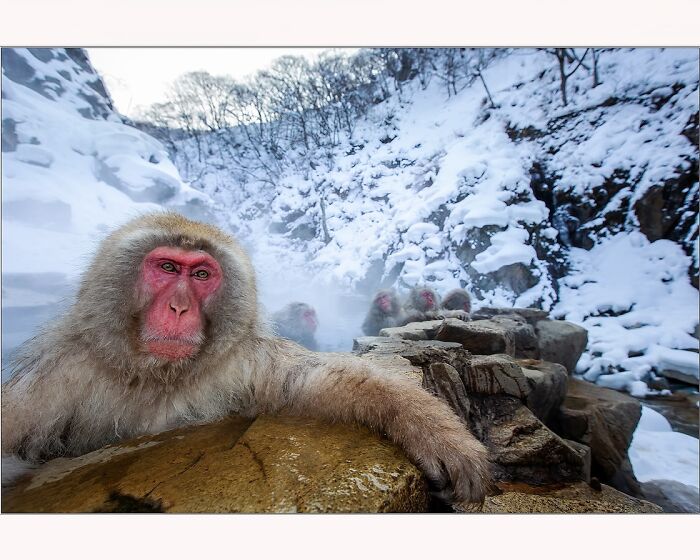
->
xmin=172 ymin=236 xmax=214 ymax=251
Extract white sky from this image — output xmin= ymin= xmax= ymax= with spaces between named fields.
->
xmin=87 ymin=48 xmax=356 ymax=118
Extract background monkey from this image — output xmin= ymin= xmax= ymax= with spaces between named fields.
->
xmin=441 ymin=288 xmax=472 ymax=320
xmin=361 ymin=289 xmax=406 ymax=336
xmin=402 ymin=285 xmax=441 ymax=323
xmin=271 ymin=302 xmax=319 ymax=350
xmin=1 ymin=213 xmax=490 ymax=506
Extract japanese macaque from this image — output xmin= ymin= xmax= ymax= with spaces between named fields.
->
xmin=441 ymin=289 xmax=472 ymax=321
xmin=403 ymin=285 xmax=441 ymax=323
xmin=404 ymin=286 xmax=470 ymax=323
xmin=270 ymin=302 xmax=319 ymax=351
xmin=361 ymin=289 xmax=406 ymax=336
xmin=1 ymin=213 xmax=490 ymax=507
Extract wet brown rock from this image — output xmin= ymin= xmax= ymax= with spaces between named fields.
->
xmin=465 ymin=354 xmax=530 ymax=399
xmin=552 ymin=378 xmax=642 ymax=481
xmin=472 ymin=307 xmax=549 ymax=325
xmin=379 ymin=319 xmax=444 ymax=340
xmin=517 ymin=359 xmax=569 ymax=422
xmin=535 ymin=319 xmax=588 ymax=373
xmin=359 ymin=352 xmax=425 ymax=384
xmin=470 ymin=395 xmax=588 ymax=485
xmin=460 ymin=355 xmax=568 ymax=422
xmin=435 ymin=319 xmax=516 ymax=356
xmin=423 ymin=362 xmax=471 ymax=422
xmin=353 ymin=335 xmax=463 ymax=356
xmin=489 ymin=314 xmax=540 ymax=358
xmin=3 ymin=416 xmax=429 ymax=513
xmin=638 ymin=479 xmax=700 ymax=513
xmin=483 ymin=481 xmax=662 ymax=513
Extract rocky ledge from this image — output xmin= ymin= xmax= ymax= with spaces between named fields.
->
xmin=4 ymin=308 xmax=669 ymax=513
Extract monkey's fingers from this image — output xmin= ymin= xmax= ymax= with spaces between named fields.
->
xmin=452 ymin=499 xmax=485 ymax=513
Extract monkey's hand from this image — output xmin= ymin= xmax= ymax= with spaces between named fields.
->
xmin=437 ymin=310 xmax=471 ymax=322
xmin=404 ymin=402 xmax=492 ymax=506
xmin=287 ymin=357 xmax=491 ymax=506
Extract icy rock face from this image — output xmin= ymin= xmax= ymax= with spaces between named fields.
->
xmin=503 ymin=49 xmax=699 ymax=280
xmin=2 ymin=48 xmax=116 ymax=120
xmin=167 ymin=48 xmax=697 ymax=397
xmin=1 ymin=48 xmax=214 ymax=370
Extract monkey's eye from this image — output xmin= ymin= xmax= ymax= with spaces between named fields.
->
xmin=161 ymin=262 xmax=177 ymax=273
xmin=193 ymin=270 xmax=209 ymax=279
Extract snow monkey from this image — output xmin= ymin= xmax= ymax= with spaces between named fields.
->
xmin=271 ymin=302 xmax=319 ymax=351
xmin=441 ymin=288 xmax=472 ymax=320
xmin=404 ymin=286 xmax=470 ymax=324
xmin=402 ymin=285 xmax=442 ymax=323
xmin=1 ymin=213 xmax=490 ymax=506
xmin=361 ymin=289 xmax=406 ymax=336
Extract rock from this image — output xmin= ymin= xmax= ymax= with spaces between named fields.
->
xmin=646 ymin=376 xmax=671 ymax=392
xmin=563 ymin=439 xmax=592 ymax=482
xmin=2 ymin=415 xmax=429 ymax=513
xmin=660 ymin=368 xmax=699 ymax=387
xmin=354 ymin=337 xmax=474 ymax=422
xmin=638 ymin=479 xmax=700 ymax=513
xmin=353 ymin=335 xmax=463 ymax=356
xmin=435 ymin=318 xmax=516 ymax=356
xmin=489 ymin=314 xmax=540 ymax=358
xmin=359 ymin=352 xmax=425 ymax=385
xmin=482 ymin=481 xmax=662 ymax=513
xmin=472 ymin=307 xmax=549 ymax=325
xmin=517 ymin=359 xmax=569 ymax=422
xmin=469 ymin=395 xmax=588 ymax=485
xmin=379 ymin=319 xmax=444 ymax=340
xmin=552 ymin=378 xmax=642 ymax=481
xmin=423 ymin=362 xmax=471 ymax=422
xmin=465 ymin=354 xmax=530 ymax=399
xmin=535 ymin=319 xmax=588 ymax=373
xmin=462 ymin=355 xmax=568 ymax=423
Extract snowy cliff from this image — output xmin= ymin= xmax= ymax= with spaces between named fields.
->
xmin=166 ymin=48 xmax=699 ymax=395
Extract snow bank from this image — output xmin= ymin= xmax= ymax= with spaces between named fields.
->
xmin=554 ymin=231 xmax=699 ymax=395
xmin=629 ymin=406 xmax=699 ymax=489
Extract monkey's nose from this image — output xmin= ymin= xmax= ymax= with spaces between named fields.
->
xmin=169 ymin=302 xmax=189 ymax=317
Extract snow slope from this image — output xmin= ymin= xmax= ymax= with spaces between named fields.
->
xmin=173 ymin=48 xmax=698 ymax=395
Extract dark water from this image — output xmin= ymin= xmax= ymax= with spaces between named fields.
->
xmin=642 ymin=388 xmax=700 ymax=437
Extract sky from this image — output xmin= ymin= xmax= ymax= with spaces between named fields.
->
xmin=88 ymin=48 xmax=356 ymax=119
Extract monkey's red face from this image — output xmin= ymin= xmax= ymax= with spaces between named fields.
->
xmin=376 ymin=294 xmax=393 ymax=313
xmin=138 ymin=246 xmax=223 ymax=361
xmin=302 ymin=308 xmax=318 ymax=332
xmin=421 ymin=290 xmax=435 ymax=309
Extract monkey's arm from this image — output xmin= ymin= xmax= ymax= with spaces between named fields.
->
xmin=437 ymin=310 xmax=471 ymax=321
xmin=260 ymin=347 xmax=491 ymax=505
xmin=1 ymin=377 xmax=75 ymax=463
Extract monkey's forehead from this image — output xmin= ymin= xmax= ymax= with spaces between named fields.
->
xmin=116 ymin=213 xmax=235 ymax=246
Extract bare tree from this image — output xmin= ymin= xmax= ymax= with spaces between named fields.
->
xmin=545 ymin=48 xmax=590 ymax=106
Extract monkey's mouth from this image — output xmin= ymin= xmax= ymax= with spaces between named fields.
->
xmin=141 ymin=334 xmax=203 ymax=361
